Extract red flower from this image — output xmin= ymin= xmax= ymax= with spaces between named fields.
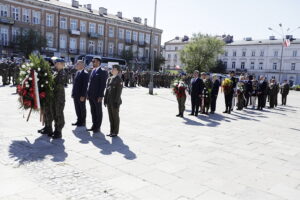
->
xmin=17 ymin=85 xmax=23 ymax=94
xmin=23 ymin=100 xmax=32 ymax=107
xmin=30 ymin=91 xmax=35 ymax=99
xmin=39 ymin=92 xmax=46 ymax=99
xmin=22 ymin=90 xmax=28 ymax=96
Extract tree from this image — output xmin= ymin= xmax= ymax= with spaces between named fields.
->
xmin=180 ymin=33 xmax=225 ymax=73
xmin=209 ymin=60 xmax=227 ymax=74
xmin=15 ymin=28 xmax=47 ymax=58
xmin=120 ymin=49 xmax=133 ymax=64
xmin=148 ymin=55 xmax=165 ymax=71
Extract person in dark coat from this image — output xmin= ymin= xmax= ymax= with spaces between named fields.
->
xmin=87 ymin=57 xmax=108 ymax=133
xmin=257 ymin=76 xmax=268 ymax=110
xmin=210 ymin=74 xmax=220 ymax=114
xmin=268 ymin=79 xmax=277 ymax=108
xmin=280 ymin=80 xmax=290 ymax=105
xmin=230 ymin=71 xmax=237 ymax=111
xmin=189 ymin=70 xmax=204 ymax=116
xmin=72 ymin=60 xmax=89 ymax=127
xmin=244 ymin=75 xmax=253 ymax=107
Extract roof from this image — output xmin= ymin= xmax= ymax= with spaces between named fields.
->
xmin=35 ymin=0 xmax=162 ymax=32
xmin=165 ymin=37 xmax=190 ymax=44
xmin=227 ymin=39 xmax=300 ymax=46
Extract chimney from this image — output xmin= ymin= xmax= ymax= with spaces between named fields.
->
xmin=72 ymin=0 xmax=79 ymax=8
xmin=117 ymin=11 xmax=122 ymax=18
xmin=244 ymin=37 xmax=252 ymax=41
xmin=86 ymin=4 xmax=92 ymax=11
xmin=133 ymin=17 xmax=142 ymax=23
xmin=99 ymin=7 xmax=107 ymax=15
xmin=144 ymin=18 xmax=148 ymax=26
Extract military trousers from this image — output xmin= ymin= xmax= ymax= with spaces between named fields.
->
xmin=177 ymin=96 xmax=186 ymax=114
xmin=53 ymin=99 xmax=65 ymax=132
xmin=107 ymin=104 xmax=120 ymax=135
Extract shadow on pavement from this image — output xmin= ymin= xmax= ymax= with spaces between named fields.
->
xmin=73 ymin=128 xmax=137 ymax=160
xmin=9 ymin=135 xmax=68 ymax=165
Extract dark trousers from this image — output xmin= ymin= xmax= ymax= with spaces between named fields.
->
xmin=210 ymin=94 xmax=217 ymax=112
xmin=282 ymin=94 xmax=287 ymax=105
xmin=224 ymin=94 xmax=233 ymax=111
xmin=107 ymin=104 xmax=120 ymax=135
xmin=244 ymin=93 xmax=250 ymax=107
xmin=262 ymin=95 xmax=267 ymax=108
xmin=269 ymin=95 xmax=275 ymax=108
xmin=191 ymin=95 xmax=200 ymax=115
xmin=257 ymin=94 xmax=264 ymax=109
xmin=73 ymin=97 xmax=86 ymax=125
xmin=89 ymin=98 xmax=103 ymax=130
xmin=275 ymin=94 xmax=278 ymax=107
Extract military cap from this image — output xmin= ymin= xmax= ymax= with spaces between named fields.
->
xmin=93 ymin=56 xmax=102 ymax=62
xmin=201 ymin=72 xmax=207 ymax=75
xmin=54 ymin=58 xmax=65 ymax=63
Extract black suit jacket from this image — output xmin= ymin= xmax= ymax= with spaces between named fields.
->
xmin=87 ymin=68 xmax=108 ymax=99
xmin=258 ymin=81 xmax=268 ymax=95
xmin=191 ymin=78 xmax=204 ymax=97
xmin=211 ymin=79 xmax=220 ymax=96
xmin=72 ymin=70 xmax=89 ymax=98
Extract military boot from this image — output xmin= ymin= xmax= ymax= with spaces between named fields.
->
xmin=52 ymin=130 xmax=62 ymax=139
xmin=44 ymin=126 xmax=54 ymax=137
xmin=38 ymin=126 xmax=46 ymax=134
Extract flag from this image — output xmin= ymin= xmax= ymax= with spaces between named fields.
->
xmin=283 ymin=39 xmax=291 ymax=47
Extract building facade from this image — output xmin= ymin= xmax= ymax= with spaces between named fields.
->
xmin=0 ymin=0 xmax=162 ymax=66
xmin=163 ymin=36 xmax=189 ymax=70
xmin=219 ymin=37 xmax=300 ymax=84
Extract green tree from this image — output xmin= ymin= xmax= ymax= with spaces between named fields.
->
xmin=15 ymin=28 xmax=47 ymax=58
xmin=209 ymin=60 xmax=227 ymax=74
xmin=148 ymin=55 xmax=165 ymax=71
xmin=120 ymin=49 xmax=133 ymax=65
xmin=180 ymin=33 xmax=225 ymax=73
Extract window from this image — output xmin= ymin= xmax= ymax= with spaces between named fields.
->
xmin=126 ymin=30 xmax=132 ymax=41
xmin=242 ymin=51 xmax=246 ymax=57
xmin=46 ymin=14 xmax=54 ymax=27
xmin=98 ymin=24 xmax=104 ymax=35
xmin=132 ymin=45 xmax=137 ymax=56
xmin=46 ymin=32 xmax=54 ymax=48
xmin=250 ymin=62 xmax=255 ymax=69
xmin=70 ymin=38 xmax=77 ymax=50
xmin=291 ymin=63 xmax=296 ymax=70
xmin=260 ymin=51 xmax=264 ymax=57
xmin=133 ymin=31 xmax=138 ymax=41
xmin=60 ymin=35 xmax=67 ymax=49
xmin=293 ymin=50 xmax=297 ymax=57
xmin=0 ymin=27 xmax=9 ymax=46
xmin=167 ymin=54 xmax=171 ymax=60
xmin=12 ymin=7 xmax=20 ymax=21
xmin=119 ymin=28 xmax=124 ymax=39
xmin=60 ymin=17 xmax=67 ymax=29
xmin=12 ymin=27 xmax=20 ymax=42
xmin=174 ymin=54 xmax=178 ymax=61
xmin=89 ymin=23 xmax=96 ymax=33
xmin=118 ymin=43 xmax=124 ymax=55
xmin=88 ymin=41 xmax=95 ymax=54
xmin=259 ymin=62 xmax=263 ymax=70
xmin=273 ymin=63 xmax=277 ymax=70
xmin=108 ymin=42 xmax=114 ymax=56
xmin=224 ymin=51 xmax=228 ymax=56
xmin=80 ymin=21 xmax=86 ymax=32
xmin=22 ymin=8 xmax=30 ymax=23
xmin=32 ymin=11 xmax=41 ymax=24
xmin=274 ymin=51 xmax=279 ymax=57
xmin=145 ymin=48 xmax=149 ymax=58
xmin=139 ymin=32 xmax=145 ymax=43
xmin=224 ymin=61 xmax=227 ymax=68
xmin=0 ymin=4 xmax=8 ymax=17
xmin=109 ymin=26 xmax=114 ymax=38
xmin=175 ymin=46 xmax=178 ymax=51
xmin=80 ymin=38 xmax=86 ymax=51
xmin=70 ymin=19 xmax=78 ymax=30
xmin=232 ymin=62 xmax=236 ymax=69
xmin=138 ymin=48 xmax=144 ymax=58
xmin=145 ymin=34 xmax=150 ymax=44
xmin=241 ymin=62 xmax=245 ymax=69
xmin=233 ymin=51 xmax=237 ymax=57
xmin=97 ymin=40 xmax=103 ymax=54
xmin=251 ymin=51 xmax=255 ymax=57
xmin=154 ymin=35 xmax=159 ymax=45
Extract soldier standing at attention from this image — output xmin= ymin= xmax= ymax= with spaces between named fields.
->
xmin=104 ymin=65 xmax=123 ymax=137
xmin=210 ymin=74 xmax=220 ymax=114
xmin=50 ymin=59 xmax=66 ymax=139
xmin=280 ymin=80 xmax=290 ymax=106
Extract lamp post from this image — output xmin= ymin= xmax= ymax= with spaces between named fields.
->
xmin=149 ymin=0 xmax=157 ymax=95
xmin=268 ymin=24 xmax=300 ymax=83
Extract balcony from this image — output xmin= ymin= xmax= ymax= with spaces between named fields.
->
xmin=0 ymin=16 xmax=14 ymax=25
xmin=45 ymin=47 xmax=57 ymax=52
xmin=138 ymin=41 xmax=146 ymax=47
xmin=69 ymin=48 xmax=78 ymax=54
xmin=88 ymin=32 xmax=101 ymax=39
xmin=69 ymin=29 xmax=80 ymax=36
xmin=125 ymin=40 xmax=133 ymax=45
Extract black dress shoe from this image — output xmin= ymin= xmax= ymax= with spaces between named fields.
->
xmin=38 ymin=127 xmax=46 ymax=133
xmin=86 ymin=127 xmax=94 ymax=131
xmin=72 ymin=122 xmax=79 ymax=126
xmin=52 ymin=131 xmax=62 ymax=139
xmin=176 ymin=114 xmax=181 ymax=117
xmin=93 ymin=129 xmax=100 ymax=133
xmin=106 ymin=133 xmax=117 ymax=137
xmin=188 ymin=113 xmax=194 ymax=116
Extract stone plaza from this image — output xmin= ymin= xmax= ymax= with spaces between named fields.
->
xmin=0 ymin=84 xmax=300 ymax=200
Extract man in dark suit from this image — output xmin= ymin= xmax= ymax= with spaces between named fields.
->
xmin=281 ymin=80 xmax=290 ymax=105
xmin=257 ymin=76 xmax=268 ymax=110
xmin=72 ymin=60 xmax=89 ymax=127
xmin=210 ymin=74 xmax=220 ymax=114
xmin=87 ymin=57 xmax=108 ymax=133
xmin=189 ymin=70 xmax=204 ymax=116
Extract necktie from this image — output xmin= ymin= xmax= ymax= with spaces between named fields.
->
xmin=92 ymin=69 xmax=97 ymax=78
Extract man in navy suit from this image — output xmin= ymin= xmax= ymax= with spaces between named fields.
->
xmin=72 ymin=60 xmax=89 ymax=127
xmin=189 ymin=70 xmax=204 ymax=116
xmin=87 ymin=57 xmax=108 ymax=133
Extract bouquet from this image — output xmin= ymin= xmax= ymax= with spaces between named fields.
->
xmin=17 ymin=54 xmax=54 ymax=121
xmin=172 ymin=80 xmax=187 ymax=98
xmin=236 ymin=81 xmax=245 ymax=94
xmin=222 ymin=78 xmax=233 ymax=95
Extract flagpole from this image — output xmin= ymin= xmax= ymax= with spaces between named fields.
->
xmin=149 ymin=0 xmax=157 ymax=95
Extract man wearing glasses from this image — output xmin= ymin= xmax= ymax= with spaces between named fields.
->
xmin=87 ymin=57 xmax=108 ymax=133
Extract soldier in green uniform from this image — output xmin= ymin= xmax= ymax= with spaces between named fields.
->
xmin=104 ymin=65 xmax=123 ymax=137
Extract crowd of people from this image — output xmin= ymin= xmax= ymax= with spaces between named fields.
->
xmin=173 ymin=70 xmax=291 ymax=118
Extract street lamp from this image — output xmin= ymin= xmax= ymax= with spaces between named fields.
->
xmin=267 ymin=24 xmax=300 ymax=83
xmin=149 ymin=0 xmax=157 ymax=95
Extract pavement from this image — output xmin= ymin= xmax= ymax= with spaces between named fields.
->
xmin=0 ymin=83 xmax=300 ymax=200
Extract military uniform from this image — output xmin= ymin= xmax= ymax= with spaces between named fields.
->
xmin=104 ymin=74 xmax=123 ymax=136
xmin=281 ymin=82 xmax=290 ymax=105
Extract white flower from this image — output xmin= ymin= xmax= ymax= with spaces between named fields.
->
xmin=19 ymin=78 xmax=22 ymax=81
xmin=41 ymin=84 xmax=44 ymax=88
xmin=22 ymin=65 xmax=26 ymax=68
xmin=44 ymin=73 xmax=47 ymax=76
xmin=45 ymin=81 xmax=48 ymax=84
xmin=27 ymin=70 xmax=30 ymax=74
xmin=29 ymin=77 xmax=32 ymax=81
xmin=26 ymin=63 xmax=30 ymax=67
xmin=30 ymin=63 xmax=34 ymax=67
xmin=38 ymin=68 xmax=41 ymax=72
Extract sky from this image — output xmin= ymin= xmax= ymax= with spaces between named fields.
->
xmin=60 ymin=0 xmax=300 ymax=43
